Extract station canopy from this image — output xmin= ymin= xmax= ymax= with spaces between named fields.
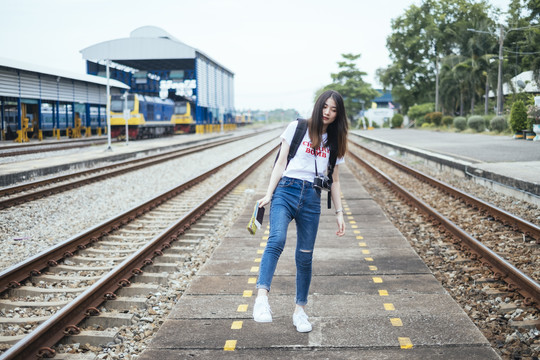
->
xmin=79 ymin=26 xmax=235 ymax=112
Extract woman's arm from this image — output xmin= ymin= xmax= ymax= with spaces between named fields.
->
xmin=257 ymin=138 xmax=290 ymax=208
xmin=330 ymin=165 xmax=345 ymax=236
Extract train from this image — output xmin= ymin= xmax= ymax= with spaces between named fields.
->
xmin=1 ymin=94 xmax=250 ymax=142
xmin=110 ymin=94 xmax=195 ymax=139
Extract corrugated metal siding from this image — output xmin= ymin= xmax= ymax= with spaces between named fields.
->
xmin=208 ymin=64 xmax=216 ymax=108
xmin=74 ymin=81 xmax=88 ymax=102
xmin=20 ymin=72 xmax=41 ymax=99
xmin=0 ymin=68 xmax=20 ymax=97
xmin=228 ymin=75 xmax=234 ymax=111
xmin=217 ymin=70 xmax=223 ymax=111
xmin=40 ymin=76 xmax=59 ymax=100
xmin=87 ymin=83 xmax=101 ymax=104
xmin=196 ymin=57 xmax=208 ymax=107
xmin=58 ymin=78 xmax=75 ymax=102
xmin=1 ymin=66 xmax=126 ymax=106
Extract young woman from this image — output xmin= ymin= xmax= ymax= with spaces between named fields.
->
xmin=253 ymin=90 xmax=348 ymax=332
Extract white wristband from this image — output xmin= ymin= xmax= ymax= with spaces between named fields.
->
xmin=335 ymin=208 xmax=343 ymax=214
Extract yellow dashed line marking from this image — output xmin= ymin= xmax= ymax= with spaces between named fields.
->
xmin=254 ymin=258 xmax=261 ymax=263
xmin=250 ymin=266 xmax=259 ymax=272
xmin=349 ymin=220 xmax=356 ymax=224
xmin=369 ymin=266 xmax=378 ymax=271
xmin=398 ymin=337 xmax=413 ymax=349
xmin=384 ymin=303 xmax=395 ymax=311
xmin=348 ymin=216 xmax=354 ymax=220
xmin=356 ymin=235 xmax=364 ymax=240
xmin=390 ymin=318 xmax=403 ymax=326
xmin=379 ymin=290 xmax=389 ymax=296
xmin=358 ymin=242 xmax=367 ymax=247
xmin=224 ymin=340 xmax=237 ymax=351
xmin=362 ymin=249 xmax=370 ymax=254
xmin=264 ymin=230 xmax=269 ymax=234
xmin=237 ymin=304 xmax=248 ymax=312
xmin=243 ymin=290 xmax=253 ymax=297
xmin=346 ymin=212 xmax=352 ymax=215
xmin=259 ymin=242 xmax=267 ymax=247
xmin=231 ymin=321 xmax=243 ymax=329
xmin=364 ymin=257 xmax=374 ymax=262
xmin=353 ymin=230 xmax=361 ymax=234
xmin=351 ymin=225 xmax=358 ymax=229
xmin=372 ymin=277 xmax=383 ymax=283
xmin=248 ymin=277 xmax=256 ymax=284
xmin=257 ymin=249 xmax=264 ymax=254
xmin=262 ymin=236 xmax=268 ymax=240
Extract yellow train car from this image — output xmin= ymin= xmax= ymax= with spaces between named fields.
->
xmin=109 ymin=94 xmax=174 ymax=138
xmin=171 ymin=101 xmax=195 ymax=133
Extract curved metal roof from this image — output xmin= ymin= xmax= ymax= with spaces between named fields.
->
xmin=0 ymin=57 xmax=129 ymax=89
xmin=80 ymin=26 xmax=233 ymax=75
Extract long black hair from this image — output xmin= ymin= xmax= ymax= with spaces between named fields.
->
xmin=308 ymin=90 xmax=348 ymax=158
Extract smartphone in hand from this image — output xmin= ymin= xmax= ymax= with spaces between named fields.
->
xmin=247 ymin=202 xmax=265 ymax=235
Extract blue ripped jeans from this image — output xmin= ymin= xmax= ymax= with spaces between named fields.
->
xmin=256 ymin=176 xmax=321 ymax=305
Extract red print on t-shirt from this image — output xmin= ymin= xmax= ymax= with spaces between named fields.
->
xmin=302 ymin=140 xmax=328 ymax=158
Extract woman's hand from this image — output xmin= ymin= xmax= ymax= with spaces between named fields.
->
xmin=258 ymin=194 xmax=272 ymax=208
xmin=336 ymin=212 xmax=345 ymax=237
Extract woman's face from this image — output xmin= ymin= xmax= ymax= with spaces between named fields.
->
xmin=322 ymin=96 xmax=337 ymax=127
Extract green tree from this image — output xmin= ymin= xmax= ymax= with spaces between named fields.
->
xmin=378 ymin=0 xmax=498 ymax=114
xmin=317 ymin=53 xmax=379 ymax=125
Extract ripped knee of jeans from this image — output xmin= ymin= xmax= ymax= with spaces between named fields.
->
xmin=299 ymin=249 xmax=312 ymax=253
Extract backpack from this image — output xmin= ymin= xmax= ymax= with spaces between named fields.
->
xmin=275 ymin=118 xmax=337 ymax=209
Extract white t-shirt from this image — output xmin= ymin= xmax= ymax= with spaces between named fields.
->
xmin=281 ymin=120 xmax=345 ymax=182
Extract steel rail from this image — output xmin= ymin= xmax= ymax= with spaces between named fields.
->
xmin=0 ymin=133 xmax=253 ymax=209
xmin=0 ymin=142 xmax=279 ymax=360
xmin=0 ymin=137 xmax=108 ymax=152
xmin=350 ymin=141 xmax=540 ymax=241
xmin=0 ymin=140 xmax=108 ymax=158
xmin=348 ymin=149 xmax=540 ymax=309
xmin=0 ymin=136 xmax=278 ymax=294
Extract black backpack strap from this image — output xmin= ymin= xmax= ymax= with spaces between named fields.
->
xmin=287 ymin=119 xmax=308 ymax=166
xmin=274 ymin=118 xmax=308 ymax=168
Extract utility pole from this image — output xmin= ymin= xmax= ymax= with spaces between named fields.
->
xmin=497 ymin=25 xmax=504 ymax=115
xmin=435 ymin=56 xmax=439 ymax=113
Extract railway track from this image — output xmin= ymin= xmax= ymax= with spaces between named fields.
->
xmin=347 ymin=139 xmax=539 ymax=358
xmin=347 ymin=139 xmax=540 ymax=308
xmin=0 ymin=137 xmax=278 ymax=359
xmin=0 ymin=138 xmax=108 ymax=158
xmin=0 ymin=133 xmax=255 ymax=210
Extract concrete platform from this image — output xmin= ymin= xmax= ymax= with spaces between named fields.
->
xmin=351 ymin=129 xmax=540 ymax=200
xmin=138 ymin=165 xmax=501 ymax=359
xmin=0 ymin=132 xmax=233 ymax=186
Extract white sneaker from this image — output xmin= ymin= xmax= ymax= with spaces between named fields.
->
xmin=293 ymin=308 xmax=312 ymax=333
xmin=253 ymin=296 xmax=272 ymax=323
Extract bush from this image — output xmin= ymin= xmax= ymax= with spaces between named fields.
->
xmin=391 ymin=113 xmax=404 ymax=128
xmin=430 ymin=112 xmax=443 ymax=126
xmin=454 ymin=116 xmax=467 ymax=131
xmin=483 ymin=115 xmax=494 ymax=130
xmin=408 ymin=103 xmax=434 ymax=124
xmin=442 ymin=116 xmax=453 ymax=127
xmin=509 ymin=100 xmax=528 ymax=132
xmin=490 ymin=116 xmax=508 ymax=133
xmin=424 ymin=113 xmax=432 ymax=124
xmin=468 ymin=115 xmax=485 ymax=132
xmin=371 ymin=120 xmax=380 ymax=128
xmin=421 ymin=122 xmax=435 ymax=128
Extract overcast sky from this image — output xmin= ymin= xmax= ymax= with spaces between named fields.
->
xmin=1 ymin=0 xmax=510 ymax=117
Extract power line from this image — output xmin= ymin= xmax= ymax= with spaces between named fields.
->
xmin=504 ymin=48 xmax=540 ymax=55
